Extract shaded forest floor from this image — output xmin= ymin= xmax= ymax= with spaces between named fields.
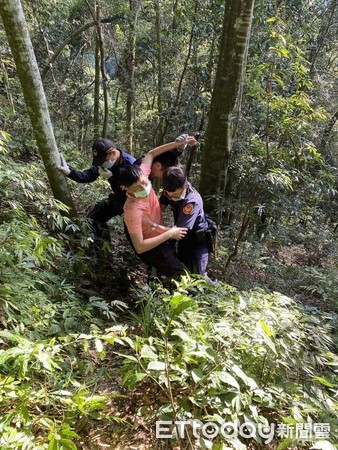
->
xmin=87 ymin=219 xmax=338 ymax=315
xmin=74 ymin=221 xmax=338 ymax=450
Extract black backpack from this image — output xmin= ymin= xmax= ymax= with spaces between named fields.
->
xmin=204 ymin=214 xmax=218 ymax=253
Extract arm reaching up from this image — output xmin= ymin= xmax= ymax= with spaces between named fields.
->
xmin=142 ymin=136 xmax=196 ymax=168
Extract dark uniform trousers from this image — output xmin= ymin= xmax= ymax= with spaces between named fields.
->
xmin=178 ymin=239 xmax=209 ymax=276
xmin=124 ymin=225 xmax=185 ymax=277
xmin=87 ymin=193 xmax=125 ymax=241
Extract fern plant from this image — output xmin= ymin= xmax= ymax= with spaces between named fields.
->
xmin=116 ymin=275 xmax=338 ymax=449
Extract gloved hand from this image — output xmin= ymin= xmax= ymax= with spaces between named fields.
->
xmin=98 ymin=166 xmax=113 ymax=180
xmin=58 ymin=154 xmax=71 ymax=176
xmin=175 ymin=133 xmax=189 ymax=152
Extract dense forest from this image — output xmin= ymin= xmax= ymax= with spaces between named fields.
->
xmin=0 ymin=0 xmax=337 ymax=449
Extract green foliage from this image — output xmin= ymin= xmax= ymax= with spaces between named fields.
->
xmin=1 ymin=1 xmax=338 ymax=448
xmin=217 ymin=1 xmax=337 ymax=265
xmin=301 ymin=267 xmax=338 ymax=311
xmin=117 ymin=276 xmax=338 ymax=448
xmin=0 ymin=136 xmax=126 ymax=449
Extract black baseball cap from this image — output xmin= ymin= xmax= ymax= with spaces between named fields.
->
xmin=92 ymin=138 xmax=115 ymax=166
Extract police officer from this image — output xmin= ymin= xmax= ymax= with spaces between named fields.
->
xmin=119 ymin=139 xmax=198 ymax=278
xmin=58 ymin=135 xmax=187 ymax=243
xmin=161 ymin=166 xmax=210 ymax=276
xmin=58 ymin=138 xmax=135 ymax=241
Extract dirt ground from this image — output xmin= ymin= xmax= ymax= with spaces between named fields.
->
xmin=77 ymin=234 xmax=337 ymax=450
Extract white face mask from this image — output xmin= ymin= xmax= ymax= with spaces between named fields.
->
xmin=170 ymin=188 xmax=187 ymax=202
xmin=102 ymin=159 xmax=115 ymax=169
xmin=134 ymin=182 xmax=151 ymax=198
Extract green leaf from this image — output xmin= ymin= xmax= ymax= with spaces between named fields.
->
xmin=191 ymin=368 xmax=203 ymax=383
xmin=60 ymin=439 xmax=78 ymax=450
xmin=172 ymin=299 xmax=195 ymax=317
xmin=132 ymin=372 xmax=147 ymax=383
xmin=277 ymin=438 xmax=293 ymax=450
xmin=218 ymin=371 xmax=240 ymax=390
xmin=312 ymin=376 xmax=334 ymax=388
xmin=0 ymin=330 xmax=16 ymax=340
xmin=258 ymin=320 xmax=273 ymax=337
xmin=0 ymin=347 xmax=24 ymax=364
xmin=170 ymin=293 xmax=185 ymax=307
xmin=36 ymin=351 xmax=60 ymax=372
xmin=171 ymin=328 xmax=194 ymax=343
xmin=48 ymin=437 xmax=58 ymax=450
xmin=257 ymin=321 xmax=277 ymax=355
xmin=157 ymin=403 xmax=173 ymax=421
xmin=95 ymin=339 xmax=103 ymax=353
xmin=231 ymin=364 xmax=258 ymax=389
xmin=140 ymin=345 xmax=158 ymax=360
xmin=147 ymin=361 xmax=166 ymax=371
xmin=115 ymin=337 xmax=135 ymax=348
xmin=197 ymin=437 xmax=213 ymax=449
xmin=114 ymin=352 xmax=138 ymax=361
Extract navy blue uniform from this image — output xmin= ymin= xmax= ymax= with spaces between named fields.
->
xmin=68 ymin=149 xmax=135 ymax=239
xmin=160 ymin=182 xmax=209 ymax=275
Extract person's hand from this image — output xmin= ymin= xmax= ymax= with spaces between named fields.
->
xmin=175 ymin=133 xmax=189 ymax=142
xmin=175 ymin=133 xmax=189 ymax=152
xmin=170 ymin=226 xmax=188 ymax=240
xmin=58 ymin=154 xmax=71 ymax=175
xmin=98 ymin=166 xmax=113 ymax=179
xmin=185 ymin=135 xmax=197 ymax=146
xmin=175 ymin=134 xmax=196 ymax=151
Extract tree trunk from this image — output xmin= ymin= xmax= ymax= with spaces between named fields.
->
xmin=308 ymin=0 xmax=337 ymax=76
xmin=155 ymin=0 xmax=164 ymax=145
xmin=0 ymin=0 xmax=77 ymax=216
xmin=41 ymin=15 xmax=124 ymax=80
xmin=0 ymin=55 xmax=15 ymax=114
xmin=185 ymin=118 xmax=204 ymax=179
xmin=94 ymin=36 xmax=101 ymax=138
xmin=126 ymin=0 xmax=141 ymax=154
xmin=319 ymin=109 xmax=338 ymax=165
xmin=88 ymin=0 xmax=108 ymax=138
xmin=199 ymin=0 xmax=254 ymax=213
xmin=159 ymin=1 xmax=197 ymax=143
xmin=94 ymin=2 xmax=109 ymax=137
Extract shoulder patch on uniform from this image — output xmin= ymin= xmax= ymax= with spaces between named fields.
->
xmin=183 ymin=203 xmax=194 ymax=215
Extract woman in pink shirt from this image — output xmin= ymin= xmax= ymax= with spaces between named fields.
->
xmin=119 ymin=136 xmax=196 ymax=277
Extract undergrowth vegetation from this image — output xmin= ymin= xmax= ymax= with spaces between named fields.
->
xmin=0 ymin=134 xmax=337 ymax=449
xmin=117 ymin=277 xmax=338 ymax=449
xmin=0 ymin=135 xmax=128 ymax=449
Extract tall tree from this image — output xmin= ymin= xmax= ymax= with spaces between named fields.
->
xmin=0 ymin=0 xmax=77 ymax=216
xmin=88 ymin=0 xmax=109 ymax=138
xmin=126 ymin=0 xmax=141 ymax=153
xmin=199 ymin=0 xmax=255 ymax=212
xmin=40 ymin=16 xmax=123 ymax=81
xmin=94 ymin=31 xmax=101 ymax=138
xmin=154 ymin=0 xmax=164 ymax=144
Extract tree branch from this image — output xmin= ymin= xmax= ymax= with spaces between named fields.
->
xmin=41 ymin=15 xmax=125 ymax=80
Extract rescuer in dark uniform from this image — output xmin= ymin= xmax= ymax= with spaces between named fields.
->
xmin=58 ymin=135 xmax=189 ymax=248
xmin=161 ymin=166 xmax=210 ymax=276
xmin=58 ymin=138 xmax=135 ymax=241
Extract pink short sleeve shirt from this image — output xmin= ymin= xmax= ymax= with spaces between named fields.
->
xmin=123 ymin=164 xmax=164 ymax=239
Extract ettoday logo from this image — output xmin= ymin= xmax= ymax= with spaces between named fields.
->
xmin=155 ymin=420 xmax=331 ymax=445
